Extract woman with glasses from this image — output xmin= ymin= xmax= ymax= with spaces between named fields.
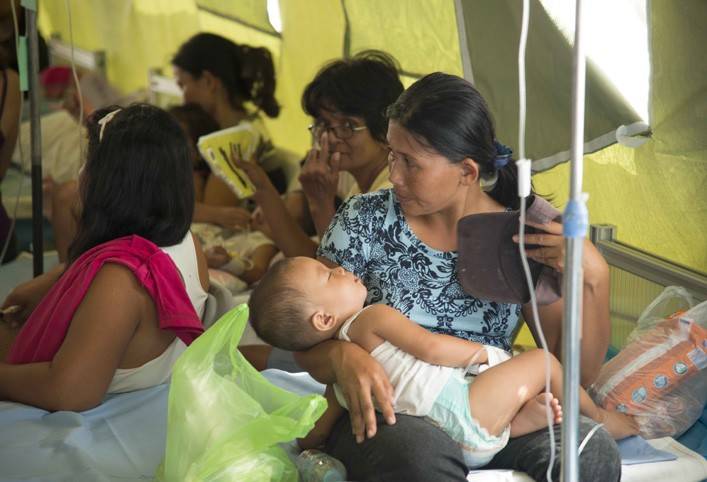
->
xmin=298 ymin=50 xmax=403 ymax=237
xmin=232 ymin=51 xmax=403 ymax=371
xmin=234 ymin=50 xmax=404 ymax=258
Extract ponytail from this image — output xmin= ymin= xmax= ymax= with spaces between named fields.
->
xmin=173 ymin=33 xmax=280 ymax=118
xmin=236 ymin=45 xmax=280 ymax=118
xmin=482 ymin=141 xmax=525 ymax=209
xmin=488 ymin=161 xmax=521 ymax=210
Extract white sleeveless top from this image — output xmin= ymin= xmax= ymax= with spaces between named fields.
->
xmin=159 ymin=232 xmax=208 ymax=318
xmin=333 ymin=306 xmax=458 ymax=416
xmin=107 ymin=232 xmax=208 ymax=394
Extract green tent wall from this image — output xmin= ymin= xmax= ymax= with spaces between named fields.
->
xmin=38 ymin=0 xmax=706 ymax=293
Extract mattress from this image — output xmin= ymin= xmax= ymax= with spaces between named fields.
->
xmin=0 ymin=252 xmax=704 ymax=482
xmin=465 ymin=437 xmax=707 ymax=481
xmin=0 ymin=369 xmax=704 ymax=482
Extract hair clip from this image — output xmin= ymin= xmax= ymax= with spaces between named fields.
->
xmin=493 ymin=141 xmax=513 ymax=169
xmin=98 ymin=108 xmax=122 ymax=141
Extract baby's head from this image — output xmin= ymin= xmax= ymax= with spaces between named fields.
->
xmin=249 ymin=257 xmax=368 ymax=351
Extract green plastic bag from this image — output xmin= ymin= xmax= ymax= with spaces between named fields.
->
xmin=157 ymin=304 xmax=327 ymax=481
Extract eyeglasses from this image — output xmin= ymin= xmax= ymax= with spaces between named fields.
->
xmin=308 ymin=121 xmax=368 ymax=140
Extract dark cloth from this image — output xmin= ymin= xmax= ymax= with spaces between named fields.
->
xmin=486 ymin=415 xmax=621 ymax=481
xmin=326 ymin=413 xmax=621 ymax=482
xmin=326 ymin=413 xmax=468 ymax=482
xmin=0 ymin=195 xmax=17 ymax=263
xmin=0 ymin=67 xmax=6 ymax=148
xmin=266 ymin=165 xmax=288 ymax=195
xmin=0 ymin=68 xmax=17 ymax=263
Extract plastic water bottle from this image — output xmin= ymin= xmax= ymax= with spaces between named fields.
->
xmin=295 ymin=449 xmax=347 ymax=482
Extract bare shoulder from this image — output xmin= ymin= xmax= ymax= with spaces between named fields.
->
xmin=360 ymin=304 xmax=412 ymax=325
xmin=49 ymin=263 xmax=153 ymax=410
xmin=350 ymin=304 xmax=400 ymax=335
xmin=86 ymin=262 xmax=151 ymax=309
xmin=59 ymin=263 xmax=150 ymax=365
xmin=348 ymin=304 xmax=418 ymax=352
xmin=359 ymin=303 xmax=400 ymax=321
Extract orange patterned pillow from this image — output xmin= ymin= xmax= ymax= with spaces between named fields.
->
xmin=591 ymin=314 xmax=707 ymax=438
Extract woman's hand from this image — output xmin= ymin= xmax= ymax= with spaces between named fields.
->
xmin=333 ymin=342 xmax=396 ymax=443
xmin=514 ymin=220 xmax=609 ymax=287
xmin=250 ymin=205 xmax=275 ymax=239
xmin=230 ymin=144 xmax=278 ymax=201
xmin=1 ymin=279 xmax=50 ymax=328
xmin=299 ymin=132 xmax=340 ymax=210
xmin=519 ymin=220 xmax=611 ymax=385
xmin=514 ymin=220 xmax=566 ymax=271
xmin=1 ymin=264 xmax=65 ymax=328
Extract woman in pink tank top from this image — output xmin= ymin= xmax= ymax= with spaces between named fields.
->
xmin=0 ymin=104 xmax=208 ymax=411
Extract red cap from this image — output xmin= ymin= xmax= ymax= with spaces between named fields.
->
xmin=40 ymin=66 xmax=72 ymax=88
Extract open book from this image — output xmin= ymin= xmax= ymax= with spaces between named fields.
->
xmin=197 ymin=123 xmax=264 ymax=199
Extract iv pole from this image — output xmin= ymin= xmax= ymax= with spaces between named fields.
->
xmin=561 ymin=0 xmax=588 ymax=480
xmin=26 ymin=4 xmax=44 ymax=276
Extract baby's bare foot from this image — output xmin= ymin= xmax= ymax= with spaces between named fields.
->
xmin=510 ymin=393 xmax=562 ymax=438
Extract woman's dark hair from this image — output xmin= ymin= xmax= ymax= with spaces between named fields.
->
xmin=173 ymin=32 xmax=280 ymax=118
xmin=302 ymin=50 xmax=404 ymax=144
xmin=167 ymin=103 xmax=219 ymax=173
xmin=387 ymin=72 xmax=527 ymax=209
xmin=167 ymin=103 xmax=220 ymax=146
xmin=248 ymin=258 xmax=325 ymax=351
xmin=68 ymin=104 xmax=194 ymax=263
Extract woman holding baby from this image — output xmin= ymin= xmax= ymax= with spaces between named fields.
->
xmin=293 ymin=73 xmax=619 ymax=481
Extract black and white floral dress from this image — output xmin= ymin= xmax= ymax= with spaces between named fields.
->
xmin=317 ymin=189 xmax=521 ymax=352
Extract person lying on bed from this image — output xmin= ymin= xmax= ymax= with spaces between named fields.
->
xmin=248 ymin=257 xmax=638 ymax=468
xmin=0 ymin=104 xmax=208 ymax=411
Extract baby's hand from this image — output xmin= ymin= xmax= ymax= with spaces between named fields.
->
xmin=205 ymin=246 xmax=231 ymax=268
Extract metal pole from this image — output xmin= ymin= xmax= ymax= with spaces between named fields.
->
xmin=26 ymin=7 xmax=43 ymax=276
xmin=561 ymin=1 xmax=588 ymax=481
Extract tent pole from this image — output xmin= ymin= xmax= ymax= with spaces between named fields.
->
xmin=561 ymin=0 xmax=588 ymax=481
xmin=26 ymin=6 xmax=43 ymax=276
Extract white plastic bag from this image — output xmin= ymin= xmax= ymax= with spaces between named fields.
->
xmin=590 ymin=294 xmax=707 ymax=439
xmin=626 ymin=286 xmax=695 ymax=344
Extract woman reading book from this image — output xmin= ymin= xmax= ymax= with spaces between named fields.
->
xmin=172 ymin=33 xmax=286 ymax=206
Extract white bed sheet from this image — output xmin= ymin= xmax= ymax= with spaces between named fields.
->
xmin=622 ymin=437 xmax=707 ymax=482
xmin=467 ymin=437 xmax=707 ymax=482
xmin=465 ymin=436 xmax=707 ymax=481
